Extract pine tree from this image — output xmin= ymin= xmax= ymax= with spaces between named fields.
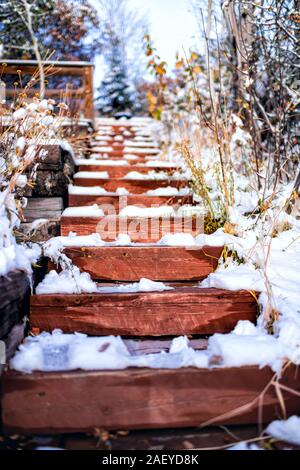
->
xmin=97 ymin=32 xmax=134 ymax=115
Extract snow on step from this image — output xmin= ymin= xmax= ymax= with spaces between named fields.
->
xmin=123 ymin=147 xmax=159 ymax=154
xmin=30 ymin=286 xmax=257 ymax=336
xmin=60 ymin=213 xmax=203 ymax=241
xmin=68 ymin=184 xmax=191 ymax=197
xmin=68 ymin=192 xmax=193 ymax=209
xmin=75 ymin=158 xmax=129 ymax=166
xmin=73 ymin=175 xmax=190 ymax=194
xmin=77 ymin=164 xmax=180 ymax=178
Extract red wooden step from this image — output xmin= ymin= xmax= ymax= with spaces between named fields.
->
xmin=50 ymin=245 xmax=223 ymax=281
xmin=60 ymin=215 xmax=202 ymax=240
xmin=91 ymin=144 xmax=124 ymax=153
xmin=68 ymin=193 xmax=193 ymax=209
xmin=90 ymin=149 xmax=159 ymax=158
xmin=2 ymin=363 xmax=299 ymax=434
xmin=78 ymin=164 xmax=179 ymax=178
xmin=87 ymin=150 xmax=125 ymax=158
xmin=73 ymin=177 xmax=189 ymax=194
xmin=30 ymin=287 xmax=257 ymax=336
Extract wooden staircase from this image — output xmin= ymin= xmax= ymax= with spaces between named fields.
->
xmin=2 ymin=118 xmax=300 ymax=436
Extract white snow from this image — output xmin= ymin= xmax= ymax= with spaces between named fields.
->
xmin=10 ymin=330 xmax=209 ymax=373
xmin=62 ymin=205 xmax=104 ymax=217
xmin=74 ymin=171 xmax=109 ymax=179
xmin=266 ymin=416 xmax=300 ymax=445
xmin=124 ymin=147 xmax=158 ymax=154
xmin=75 ymin=159 xmax=128 ymax=167
xmin=200 ymin=261 xmax=263 ymax=291
xmin=35 ymin=266 xmax=99 ymax=295
xmin=228 ymin=442 xmax=264 ymax=451
xmin=176 ymin=205 xmax=205 ymax=217
xmin=0 ymin=194 xmax=41 ymax=276
xmin=157 ymin=233 xmax=197 ymax=246
xmin=91 ymin=146 xmax=113 ymax=152
xmin=208 ymin=330 xmax=285 ymax=372
xmin=119 ymin=205 xmax=175 ymax=218
xmin=35 ymin=270 xmax=172 ymax=295
xmin=115 ymin=187 xmax=129 ymax=195
xmin=123 ymin=170 xmax=187 ymax=181
xmin=124 ymin=141 xmax=157 ymax=148
xmin=68 ymin=185 xmax=129 ymax=196
xmin=97 ymin=278 xmax=173 ymax=294
xmin=144 ymin=160 xmax=178 ymax=168
xmin=68 ymin=184 xmax=109 ymax=196
xmin=146 ymin=186 xmax=191 ymax=196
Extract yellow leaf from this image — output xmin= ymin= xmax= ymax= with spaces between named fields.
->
xmin=155 ymin=64 xmax=165 ymax=75
xmin=175 ymin=60 xmax=184 ymax=69
xmin=193 ymin=65 xmax=201 ymax=74
xmin=223 ymin=221 xmax=237 ymax=235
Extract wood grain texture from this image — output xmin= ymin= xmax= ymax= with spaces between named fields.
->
xmin=0 ymin=271 xmax=30 ymax=339
xmin=73 ymin=176 xmax=189 ymax=193
xmin=68 ymin=193 xmax=193 ymax=209
xmin=24 ymin=197 xmax=63 ymax=222
xmin=60 ymin=215 xmax=203 ymax=240
xmin=54 ymin=246 xmax=223 ymax=281
xmin=2 ymin=364 xmax=299 ymax=434
xmin=30 ymin=287 xmax=257 ymax=336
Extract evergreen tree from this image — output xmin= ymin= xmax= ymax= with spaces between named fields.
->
xmin=97 ymin=32 xmax=134 ymax=115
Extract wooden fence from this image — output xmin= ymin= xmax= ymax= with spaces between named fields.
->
xmin=1 ymin=59 xmax=94 ymax=121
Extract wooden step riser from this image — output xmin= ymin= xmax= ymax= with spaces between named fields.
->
xmin=2 ymin=364 xmax=299 ymax=434
xmin=60 ymin=216 xmax=203 ymax=240
xmin=88 ymin=156 xmax=150 ymax=164
xmin=78 ymin=165 xmax=179 ymax=178
xmin=30 ymin=288 xmax=257 ymax=336
xmin=92 ymin=140 xmax=154 ymax=148
xmin=68 ymin=194 xmax=193 ymax=209
xmin=49 ymin=246 xmax=223 ymax=281
xmin=73 ymin=178 xmax=189 ymax=194
xmin=91 ymin=144 xmax=158 ymax=150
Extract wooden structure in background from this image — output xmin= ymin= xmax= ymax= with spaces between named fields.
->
xmin=1 ymin=60 xmax=94 ymax=121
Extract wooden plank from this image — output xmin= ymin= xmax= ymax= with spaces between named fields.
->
xmin=30 ymin=287 xmax=257 ymax=336
xmin=32 ymin=170 xmax=71 ymax=197
xmin=0 ymin=271 xmax=30 ymax=339
xmin=0 ymin=323 xmax=25 ymax=376
xmin=78 ymin=164 xmax=179 ymax=178
xmin=123 ymin=338 xmax=208 ymax=355
xmin=68 ymin=193 xmax=193 ymax=209
xmin=23 ymin=197 xmax=63 ymax=222
xmin=2 ymin=364 xmax=299 ymax=434
xmin=73 ymin=177 xmax=190 ymax=194
xmin=60 ymin=215 xmax=203 ymax=240
xmin=54 ymin=246 xmax=222 ymax=281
